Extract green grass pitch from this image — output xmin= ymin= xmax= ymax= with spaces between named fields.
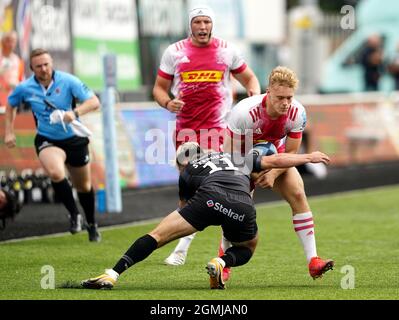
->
xmin=1 ymin=185 xmax=399 ymax=300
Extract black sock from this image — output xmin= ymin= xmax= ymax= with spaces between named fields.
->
xmin=51 ymin=179 xmax=79 ymax=218
xmin=78 ymin=188 xmax=95 ymax=225
xmin=113 ymin=234 xmax=158 ymax=275
xmin=221 ymin=246 xmax=253 ymax=268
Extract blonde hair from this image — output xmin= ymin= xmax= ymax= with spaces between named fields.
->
xmin=268 ymin=66 xmax=299 ymax=90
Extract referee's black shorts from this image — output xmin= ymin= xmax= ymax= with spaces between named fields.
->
xmin=34 ymin=134 xmax=90 ymax=167
xmin=179 ymin=185 xmax=257 ymax=243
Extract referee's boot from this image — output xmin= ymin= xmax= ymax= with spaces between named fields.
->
xmin=206 ymin=258 xmax=225 ymax=289
xmin=87 ymin=223 xmax=101 ymax=242
xmin=69 ymin=214 xmax=82 ymax=234
xmin=308 ymin=256 xmax=334 ymax=279
xmin=164 ymin=251 xmax=186 ymax=266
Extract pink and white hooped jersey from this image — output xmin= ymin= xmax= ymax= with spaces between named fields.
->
xmin=157 ymin=37 xmax=247 ymax=132
xmin=227 ymin=94 xmax=307 ymax=153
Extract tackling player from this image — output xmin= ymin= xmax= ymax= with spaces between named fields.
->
xmin=81 ymin=142 xmax=330 ymax=290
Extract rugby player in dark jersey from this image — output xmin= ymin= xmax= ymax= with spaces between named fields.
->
xmin=81 ymin=142 xmax=329 ymax=290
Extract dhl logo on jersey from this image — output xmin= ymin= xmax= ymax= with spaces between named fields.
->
xmin=181 ymin=70 xmax=224 ymax=83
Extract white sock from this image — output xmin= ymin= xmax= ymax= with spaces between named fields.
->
xmin=105 ymin=269 xmax=119 ymax=280
xmin=293 ymin=212 xmax=317 ymax=262
xmin=221 ymin=235 xmax=232 ymax=253
xmin=173 ymin=233 xmax=196 ymax=253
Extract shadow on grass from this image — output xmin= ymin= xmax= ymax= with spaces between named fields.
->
xmin=58 ymin=280 xmax=84 ymax=289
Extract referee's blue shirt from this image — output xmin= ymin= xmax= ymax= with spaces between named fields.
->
xmin=8 ymin=70 xmax=95 ymax=140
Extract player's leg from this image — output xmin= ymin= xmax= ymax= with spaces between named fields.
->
xmin=68 ymin=163 xmax=100 ymax=242
xmin=66 ymin=140 xmax=100 ymax=242
xmin=206 ymin=190 xmax=258 ymax=289
xmin=164 ymin=233 xmax=196 ymax=265
xmin=81 ymin=210 xmax=197 ymax=289
xmin=273 ymin=167 xmax=334 ymax=278
xmin=216 ymin=188 xmax=256 ymax=282
xmin=38 ymin=146 xmax=82 ymax=234
xmin=207 ymin=235 xmax=258 ymax=289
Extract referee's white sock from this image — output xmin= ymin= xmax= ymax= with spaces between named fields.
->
xmin=173 ymin=233 xmax=196 ymax=254
xmin=293 ymin=212 xmax=317 ymax=262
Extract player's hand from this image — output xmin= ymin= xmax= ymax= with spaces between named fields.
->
xmin=310 ymin=151 xmax=330 ymax=165
xmin=254 ymin=170 xmax=277 ymax=189
xmin=63 ymin=111 xmax=76 ymax=123
xmin=4 ymin=132 xmax=16 ymax=148
xmin=166 ymin=99 xmax=185 ymax=113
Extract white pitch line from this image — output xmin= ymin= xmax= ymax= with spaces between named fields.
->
xmin=1 ymin=184 xmax=398 ymax=244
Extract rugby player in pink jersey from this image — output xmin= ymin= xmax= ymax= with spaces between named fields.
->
xmin=224 ymin=66 xmax=334 ymax=279
xmin=153 ymin=5 xmax=260 ymax=279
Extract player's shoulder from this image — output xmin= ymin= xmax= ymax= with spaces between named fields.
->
xmin=289 ymin=98 xmax=306 ymax=119
xmin=234 ymin=94 xmax=265 ymax=112
xmin=53 ymin=70 xmax=80 ymax=83
xmin=168 ymin=38 xmax=190 ymax=52
xmin=54 ymin=70 xmax=75 ymax=78
xmin=227 ymin=94 xmax=265 ymax=128
xmin=292 ymin=97 xmax=305 ymax=110
xmin=212 ymin=37 xmax=236 ymax=50
xmin=15 ymin=75 xmax=35 ymax=90
xmin=212 ymin=37 xmax=228 ymax=48
xmin=286 ymin=98 xmax=307 ymax=129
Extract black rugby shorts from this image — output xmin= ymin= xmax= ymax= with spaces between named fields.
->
xmin=34 ymin=134 xmax=90 ymax=167
xmin=179 ymin=185 xmax=257 ymax=243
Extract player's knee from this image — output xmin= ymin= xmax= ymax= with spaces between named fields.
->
xmin=148 ymin=230 xmax=169 ymax=248
xmin=292 ymin=188 xmax=307 ymax=203
xmin=47 ymin=169 xmax=65 ymax=182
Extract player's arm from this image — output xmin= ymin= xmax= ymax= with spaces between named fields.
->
xmin=75 ymin=95 xmax=100 ymax=116
xmin=153 ymin=75 xmax=184 ymax=113
xmin=4 ymin=103 xmax=18 ymax=148
xmin=262 ymin=136 xmax=302 ymax=178
xmin=64 ymin=76 xmax=101 ymax=122
xmin=233 ymin=66 xmax=261 ymax=97
xmin=62 ymin=94 xmax=100 ymax=123
xmin=255 ymin=151 xmax=330 ymax=171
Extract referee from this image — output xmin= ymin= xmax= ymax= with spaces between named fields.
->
xmin=4 ymin=48 xmax=101 ymax=242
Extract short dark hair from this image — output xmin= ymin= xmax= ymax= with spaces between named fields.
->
xmin=30 ymin=48 xmax=50 ymax=61
xmin=29 ymin=48 xmax=51 ymax=70
xmin=175 ymin=142 xmax=205 ymax=168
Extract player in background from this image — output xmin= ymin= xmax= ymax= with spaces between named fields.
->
xmin=152 ymin=5 xmax=260 ymax=274
xmin=4 ymin=49 xmax=101 ymax=242
xmin=81 ymin=142 xmax=331 ymax=290
xmin=0 ymin=31 xmax=24 ymax=110
xmin=224 ymin=66 xmax=334 ymax=279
